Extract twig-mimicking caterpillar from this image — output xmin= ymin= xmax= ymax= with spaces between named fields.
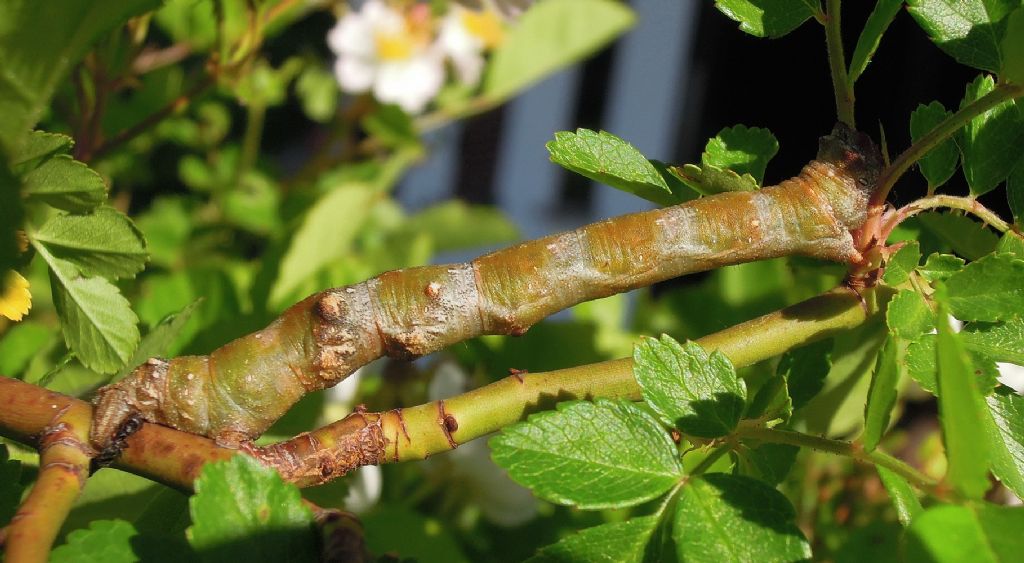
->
xmin=91 ymin=124 xmax=882 ymax=449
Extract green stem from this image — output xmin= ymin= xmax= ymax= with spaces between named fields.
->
xmin=238 ymin=100 xmax=266 ymax=181
xmin=737 ymin=426 xmax=949 ymax=499
xmin=825 ymin=0 xmax=855 ymax=127
xmin=872 ymin=82 xmax=1024 ymax=208
xmin=689 ymin=444 xmax=732 ymax=476
xmin=892 ymin=194 xmax=1016 ymax=235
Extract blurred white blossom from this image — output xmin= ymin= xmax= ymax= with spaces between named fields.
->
xmin=328 ymin=0 xmax=510 ymax=114
xmin=996 ymin=362 xmax=1024 ymax=395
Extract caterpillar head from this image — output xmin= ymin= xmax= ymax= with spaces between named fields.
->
xmin=816 ymin=123 xmax=883 ymax=196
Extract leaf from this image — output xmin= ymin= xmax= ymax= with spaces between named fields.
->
xmin=1001 ymin=7 xmax=1024 ymax=83
xmin=295 ymin=64 xmax=338 ymax=123
xmin=996 ymin=232 xmax=1024 ymax=256
xmin=986 ymin=388 xmax=1024 ymax=498
xmin=484 ymin=0 xmax=634 ymax=101
xmin=31 ymin=240 xmax=140 ymax=374
xmin=21 ymin=154 xmax=106 ymax=212
xmin=270 ymin=184 xmax=375 ymax=307
xmin=886 ymin=289 xmax=935 ymax=340
xmin=907 ymin=0 xmax=1019 ymax=73
xmin=917 ymin=212 xmax=999 ymax=260
xmin=528 ymin=516 xmax=661 ymax=563
xmin=779 ymin=338 xmax=833 ymax=411
xmin=112 ymin=301 xmax=200 ymax=383
xmin=361 ymin=104 xmax=417 ymax=149
xmin=883 ymin=241 xmax=922 ymax=286
xmin=188 ymin=455 xmax=317 ymax=562
xmin=734 ymin=443 xmax=799 ymax=486
xmin=1009 ymin=159 xmax=1024 ymax=225
xmin=673 ymin=474 xmax=811 ymax=562
xmin=701 ymin=125 xmax=779 ymax=185
xmin=400 ymin=201 xmax=519 ymax=252
xmin=876 ymin=466 xmax=923 ymax=526
xmin=917 ymin=252 xmax=965 ymax=282
xmin=633 ymin=335 xmax=747 ymax=438
xmin=934 ymin=300 xmax=992 ymax=499
xmin=905 ymin=334 xmax=1000 ymax=394
xmin=31 ymin=207 xmax=148 ymax=280
xmin=9 ymin=130 xmax=73 ymax=173
xmin=0 ymin=0 xmax=162 ymax=150
xmin=671 ymin=163 xmax=760 ymax=195
xmin=958 ymin=74 xmax=1024 ymax=196
xmin=50 ymin=520 xmax=140 ymax=563
xmin=909 ymin=102 xmax=959 ymax=189
xmin=490 ymin=399 xmax=684 ymax=509
xmin=0 ymin=321 xmax=50 ymax=376
xmin=962 ymin=318 xmax=1024 ymax=365
xmin=546 ymin=129 xmax=671 ymax=204
xmin=945 ymin=252 xmax=1024 ymax=322
xmin=714 ymin=0 xmax=816 ymax=38
xmin=849 ymin=0 xmax=905 ymax=82
xmin=863 ymin=335 xmax=903 ymax=451
xmin=905 ymin=504 xmax=1024 ymax=563
xmin=0 ymin=444 xmax=23 ymax=525
xmin=0 ymin=164 xmax=23 ymax=276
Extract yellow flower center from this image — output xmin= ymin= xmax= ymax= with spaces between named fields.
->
xmin=461 ymin=10 xmax=504 ymax=49
xmin=375 ymin=33 xmax=416 ymax=60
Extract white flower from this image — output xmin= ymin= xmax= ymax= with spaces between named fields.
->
xmin=328 ymin=1 xmax=444 ymax=114
xmin=438 ymin=5 xmax=505 ymax=86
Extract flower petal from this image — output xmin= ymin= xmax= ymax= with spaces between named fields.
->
xmin=334 ymin=55 xmax=375 ymax=93
xmin=373 ymin=54 xmax=444 ymax=114
xmin=0 ymin=270 xmax=32 ymax=322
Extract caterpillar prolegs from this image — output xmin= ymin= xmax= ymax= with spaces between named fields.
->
xmin=90 ymin=124 xmax=883 ymax=449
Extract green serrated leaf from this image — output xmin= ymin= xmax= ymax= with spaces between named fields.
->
xmin=945 ymin=253 xmax=1024 ymax=321
xmin=877 ymin=466 xmax=923 ymax=526
xmin=21 ymin=154 xmax=106 ymax=212
xmin=633 ymin=335 xmax=747 ymax=438
xmin=546 ymin=129 xmax=671 ymax=203
xmin=270 ymin=184 xmax=375 ymax=307
xmin=906 ymin=333 xmax=1000 ymax=394
xmin=745 ymin=371 xmax=793 ymax=423
xmin=908 ymin=0 xmax=1019 ymax=73
xmin=918 ymin=252 xmax=965 ymax=282
xmin=735 ymin=443 xmax=799 ymax=486
xmin=112 ymin=301 xmax=200 ymax=383
xmin=672 ymin=162 xmax=760 ymax=195
xmin=780 ymin=338 xmax=833 ymax=411
xmin=9 ymin=130 xmax=73 ymax=173
xmin=714 ymin=0 xmax=816 ymax=38
xmin=490 ymin=399 xmax=683 ymax=509
xmin=702 ymin=125 xmax=779 ymax=185
xmin=883 ymin=242 xmax=922 ymax=285
xmin=0 ymin=443 xmax=23 ymax=525
xmin=0 ymin=0 xmax=162 ymax=150
xmin=905 ymin=504 xmax=1024 ymax=563
xmin=962 ymin=318 xmax=1024 ymax=365
xmin=50 ymin=520 xmax=140 ymax=563
xmin=674 ymin=474 xmax=811 ymax=562
xmin=31 ymin=207 xmax=148 ymax=280
xmin=996 ymin=232 xmax=1024 ymax=256
xmin=1002 ymin=7 xmax=1024 ymax=83
xmin=958 ymin=74 xmax=1024 ymax=196
xmin=918 ymin=212 xmax=999 ymax=260
xmin=863 ymin=335 xmax=903 ymax=451
xmin=934 ymin=299 xmax=992 ymax=500
xmin=484 ymin=0 xmax=634 ymax=101
xmin=910 ymin=102 xmax=959 ymax=189
xmin=850 ymin=0 xmax=904 ymax=82
xmin=31 ymin=238 xmax=140 ymax=374
xmin=188 ymin=455 xmax=317 ymax=562
xmin=528 ymin=515 xmax=661 ymax=563
xmin=987 ymin=388 xmax=1024 ymax=498
xmin=886 ymin=290 xmax=935 ymax=340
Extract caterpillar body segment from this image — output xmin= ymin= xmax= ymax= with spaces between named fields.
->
xmin=91 ymin=124 xmax=882 ymax=449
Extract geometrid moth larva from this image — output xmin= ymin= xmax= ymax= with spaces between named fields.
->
xmin=91 ymin=124 xmax=882 ymax=449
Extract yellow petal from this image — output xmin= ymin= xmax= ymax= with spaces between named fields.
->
xmin=462 ymin=10 xmax=504 ymax=49
xmin=0 ymin=270 xmax=32 ymax=321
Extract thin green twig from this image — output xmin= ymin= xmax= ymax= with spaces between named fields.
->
xmin=890 ymin=194 xmax=1017 ymax=236
xmin=825 ymin=0 xmax=855 ymax=127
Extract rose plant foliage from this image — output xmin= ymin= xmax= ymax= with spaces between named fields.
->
xmin=0 ymin=1 xmax=1023 ymax=562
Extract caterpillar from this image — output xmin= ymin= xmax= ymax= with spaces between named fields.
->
xmin=90 ymin=124 xmax=882 ymax=449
